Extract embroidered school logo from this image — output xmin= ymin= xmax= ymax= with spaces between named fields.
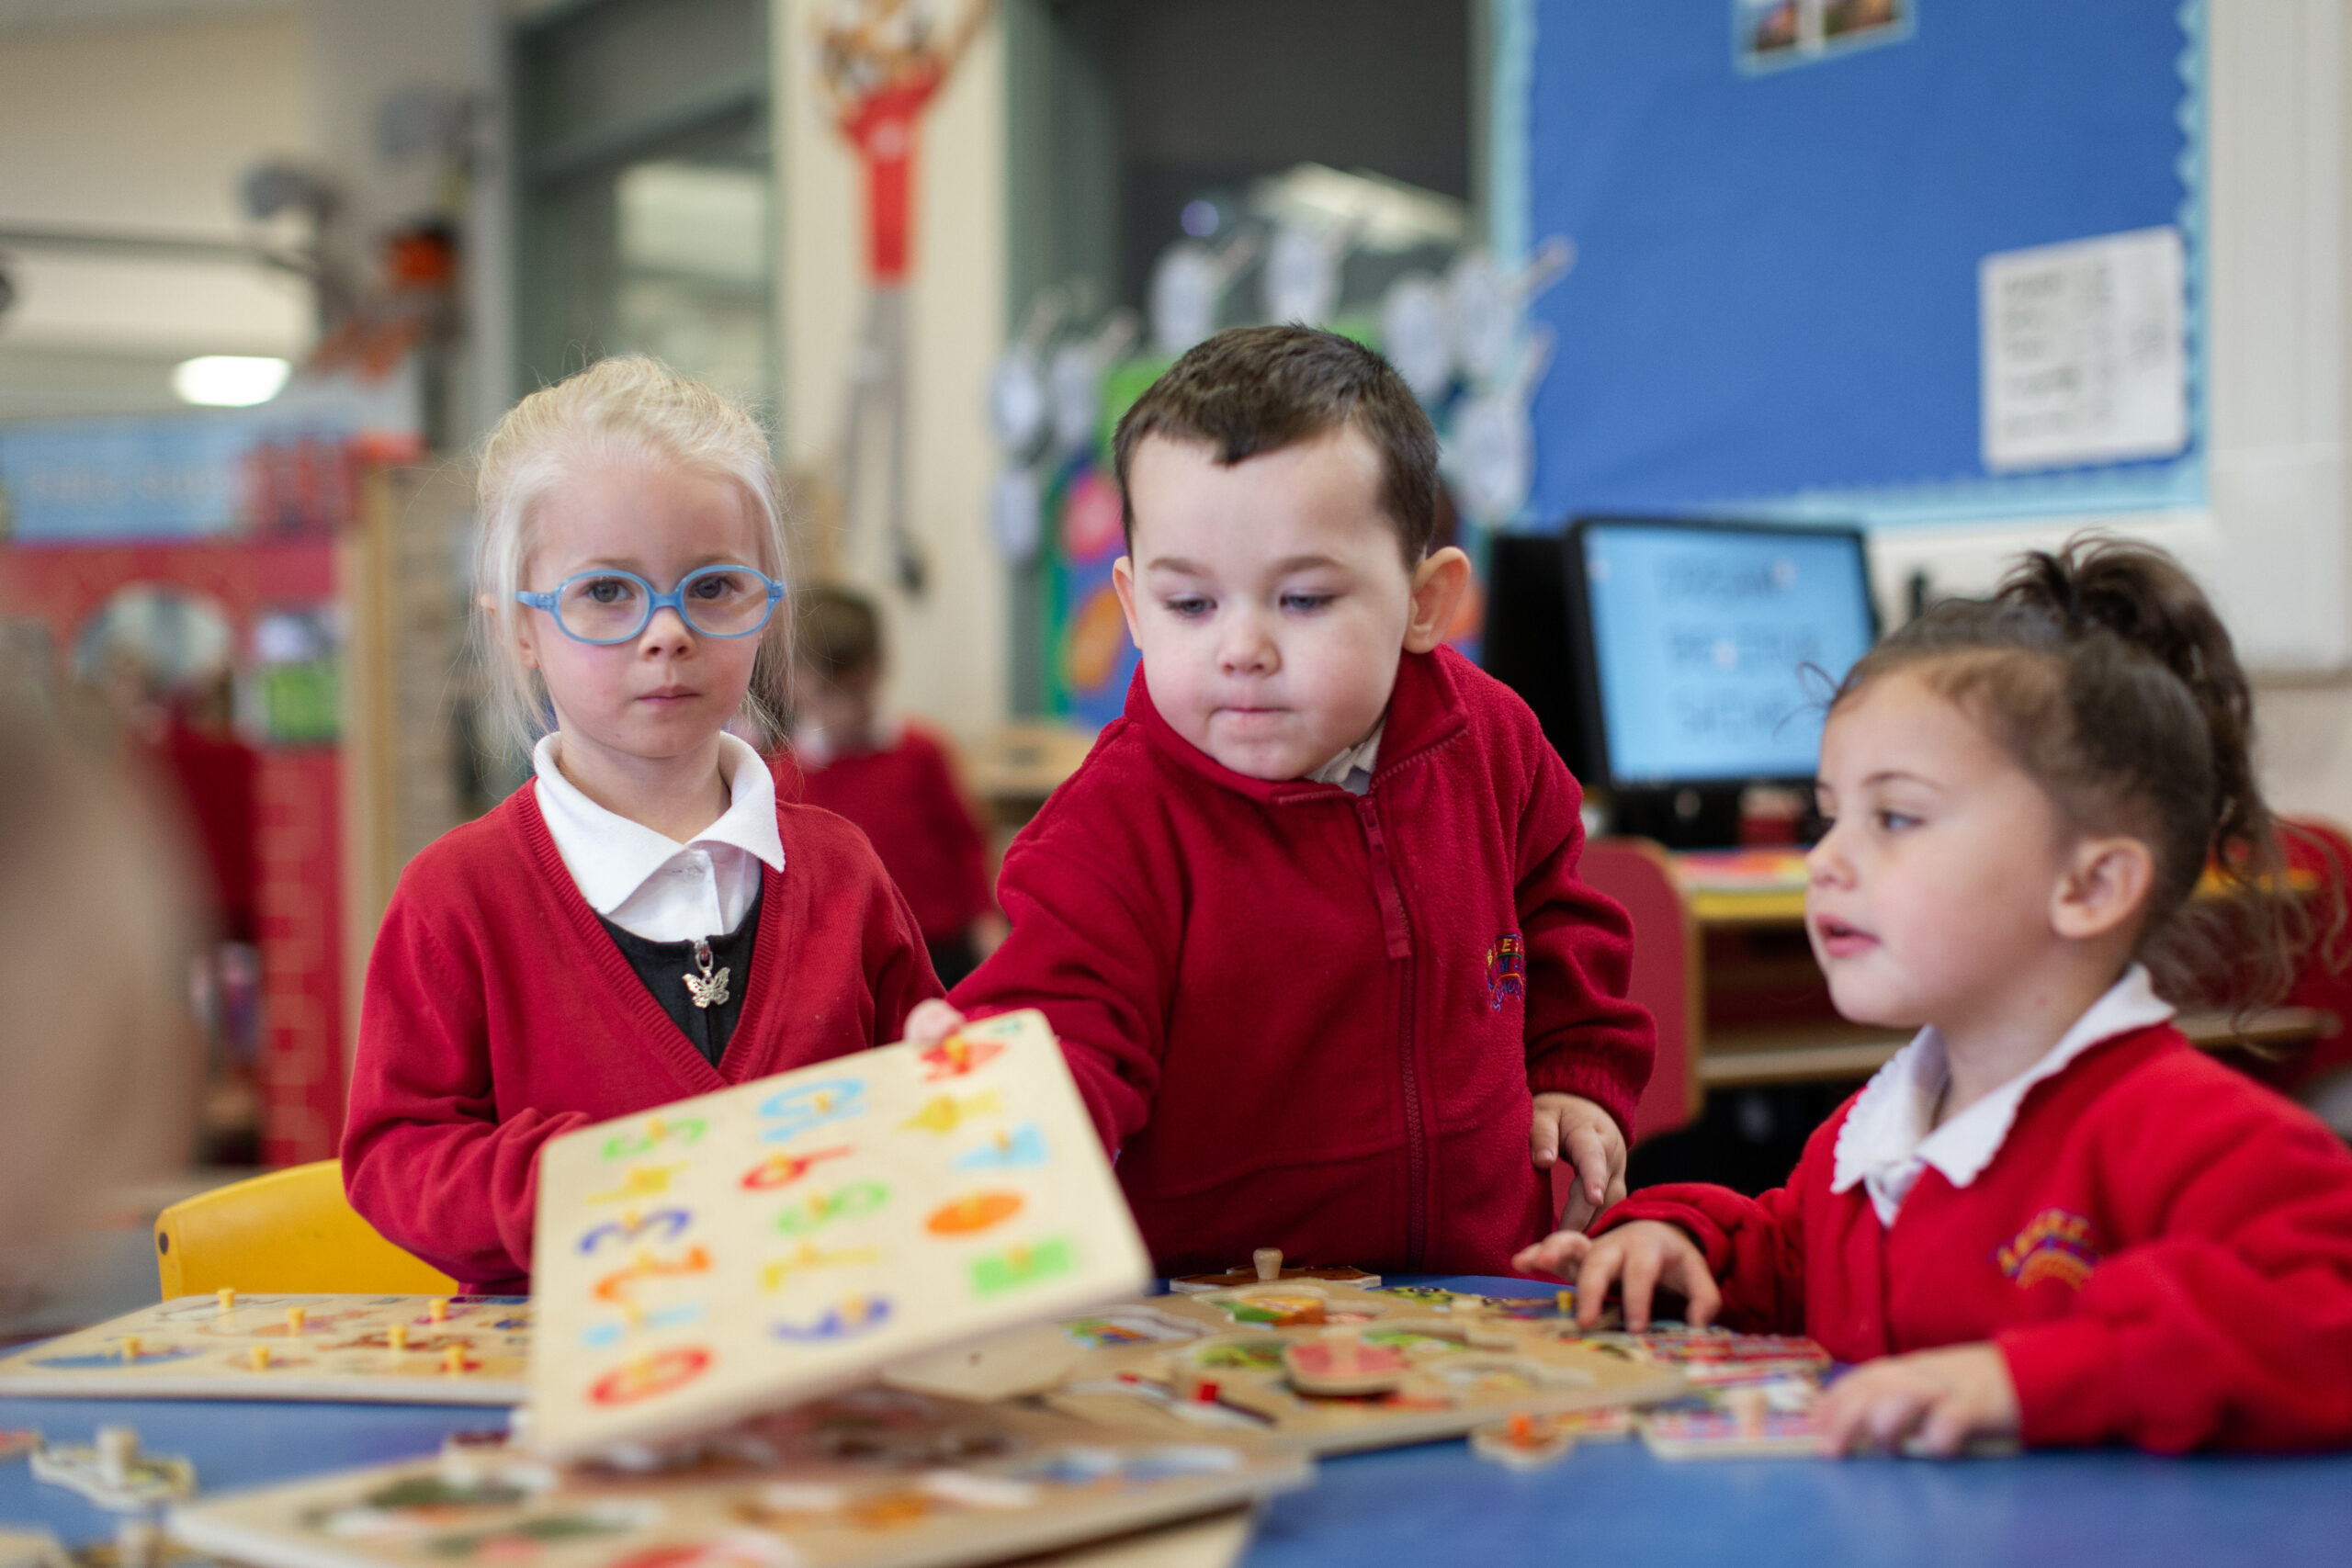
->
xmin=1485 ymin=934 xmax=1527 ymax=1010
xmin=1995 ymin=1209 xmax=2102 ymax=1292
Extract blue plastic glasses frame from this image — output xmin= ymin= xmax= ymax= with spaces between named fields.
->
xmin=514 ymin=565 xmax=788 ymax=645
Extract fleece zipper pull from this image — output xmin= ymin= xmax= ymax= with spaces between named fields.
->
xmin=1356 ymin=797 xmax=1412 ymax=960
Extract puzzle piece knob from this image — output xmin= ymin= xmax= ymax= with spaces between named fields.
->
xmin=1253 ymin=1247 xmax=1283 ymax=1282
xmin=388 ymin=1324 xmax=409 ymax=1352
xmin=216 ymin=1287 xmax=235 ymax=1314
xmin=116 ymin=1519 xmax=163 ymax=1568
xmin=96 ymin=1425 xmax=138 ymax=1488
xmin=428 ymin=1298 xmax=450 ymax=1323
xmin=285 ymin=1306 xmax=305 ymax=1334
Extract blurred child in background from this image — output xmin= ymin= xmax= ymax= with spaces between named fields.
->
xmin=788 ymin=585 xmax=1003 ymax=986
xmin=0 ymin=685 xmax=199 ymax=1289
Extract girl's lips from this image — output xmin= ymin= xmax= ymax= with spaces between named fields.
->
xmin=1813 ymin=917 xmax=1878 ymax=959
xmin=638 ymin=686 xmax=698 ymax=704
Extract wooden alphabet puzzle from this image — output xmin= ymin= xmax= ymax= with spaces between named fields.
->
xmin=1041 ymin=1283 xmax=1688 ymax=1454
xmin=0 ymin=1294 xmax=527 ymax=1404
xmin=529 ymin=1011 xmax=1152 ymax=1460
xmin=168 ymin=1390 xmax=1308 ymax=1568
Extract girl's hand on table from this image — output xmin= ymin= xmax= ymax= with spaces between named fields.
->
xmin=1814 ymin=1344 xmax=2020 ymax=1458
xmin=1512 ymin=1218 xmax=1720 ymax=1330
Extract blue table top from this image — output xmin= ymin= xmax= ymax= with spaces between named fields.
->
xmin=3 ymin=1277 xmax=2346 ymax=1568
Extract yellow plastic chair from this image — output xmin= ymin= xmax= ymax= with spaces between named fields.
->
xmin=154 ymin=1159 xmax=459 ymax=1297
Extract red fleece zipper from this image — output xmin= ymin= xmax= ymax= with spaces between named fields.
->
xmin=1357 ymin=795 xmax=1426 ymax=1267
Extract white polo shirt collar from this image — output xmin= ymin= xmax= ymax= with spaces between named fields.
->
xmin=1830 ymin=964 xmax=2174 ymax=1226
xmin=532 ymin=729 xmax=785 ymax=942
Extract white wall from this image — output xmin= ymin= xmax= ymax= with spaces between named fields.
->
xmin=0 ymin=4 xmax=313 ymax=372
xmin=774 ymin=0 xmax=1008 ymax=744
xmin=1865 ymin=0 xmax=2352 ymax=828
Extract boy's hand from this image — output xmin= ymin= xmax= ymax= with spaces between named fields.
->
xmin=902 ymin=999 xmax=967 ymax=1047
xmin=1530 ymin=1092 xmax=1627 ymax=1232
xmin=1512 ymin=1219 xmax=1718 ymax=1330
xmin=1813 ymin=1344 xmax=2020 ymax=1458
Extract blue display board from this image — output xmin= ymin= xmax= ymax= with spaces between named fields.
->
xmin=1510 ymin=0 xmax=2205 ymax=528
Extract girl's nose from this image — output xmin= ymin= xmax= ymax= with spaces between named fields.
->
xmin=639 ymin=606 xmax=696 ymax=657
xmin=1805 ymin=823 xmax=1853 ymax=888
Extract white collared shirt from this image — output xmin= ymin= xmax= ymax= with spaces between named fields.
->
xmin=532 ymin=731 xmax=786 ymax=942
xmin=1307 ymin=721 xmax=1385 ymax=795
xmin=1829 ymin=964 xmax=2175 ymax=1227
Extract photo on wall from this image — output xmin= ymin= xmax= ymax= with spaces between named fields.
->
xmin=1735 ymin=0 xmax=1913 ymax=73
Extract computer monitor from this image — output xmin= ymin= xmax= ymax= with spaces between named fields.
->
xmin=1482 ymin=516 xmax=1877 ymax=847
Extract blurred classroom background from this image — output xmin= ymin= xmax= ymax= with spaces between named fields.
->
xmin=4 ymin=0 xmax=2350 ymax=1329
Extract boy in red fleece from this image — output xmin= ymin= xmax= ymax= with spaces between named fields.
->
xmin=913 ymin=326 xmax=1654 ymax=1277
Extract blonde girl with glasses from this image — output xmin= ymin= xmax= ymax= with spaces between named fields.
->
xmin=342 ymin=357 xmax=942 ymax=1292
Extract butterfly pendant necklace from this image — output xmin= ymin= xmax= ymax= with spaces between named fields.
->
xmin=684 ymin=938 xmax=730 ymax=1010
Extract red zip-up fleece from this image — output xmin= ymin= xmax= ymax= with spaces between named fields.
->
xmin=951 ymin=646 xmax=1655 ymax=1277
xmin=1602 ymin=1022 xmax=2352 ymax=1450
xmin=342 ymin=785 xmax=942 ymax=1293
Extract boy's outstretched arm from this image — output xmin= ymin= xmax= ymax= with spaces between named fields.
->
xmin=944 ymin=841 xmax=1170 ymax=1156
xmin=1510 ymin=741 xmax=1655 ymax=1143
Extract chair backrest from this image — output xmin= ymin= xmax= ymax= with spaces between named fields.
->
xmin=154 ymin=1159 xmax=458 ymax=1297
xmin=1576 ymin=836 xmax=1702 ymax=1148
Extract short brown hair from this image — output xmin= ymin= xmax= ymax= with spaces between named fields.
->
xmin=797 ymin=584 xmax=882 ymax=683
xmin=1112 ymin=325 xmax=1440 ymax=563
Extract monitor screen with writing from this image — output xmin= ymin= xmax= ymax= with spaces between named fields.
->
xmin=1576 ymin=519 xmax=1875 ymax=787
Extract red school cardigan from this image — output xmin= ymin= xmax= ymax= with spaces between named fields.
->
xmin=951 ymin=646 xmax=1655 ymax=1277
xmin=1602 ymin=1023 xmax=2352 ymax=1451
xmin=341 ymin=784 xmax=942 ymax=1293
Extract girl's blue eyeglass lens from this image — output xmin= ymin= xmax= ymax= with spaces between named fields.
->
xmin=514 ymin=566 xmax=786 ymax=645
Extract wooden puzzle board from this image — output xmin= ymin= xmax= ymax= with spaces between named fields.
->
xmin=1041 ymin=1284 xmax=1689 ymax=1455
xmin=169 ymin=1390 xmax=1307 ymax=1568
xmin=530 ymin=1011 xmax=1151 ymax=1460
xmin=0 ymin=1295 xmax=527 ymax=1404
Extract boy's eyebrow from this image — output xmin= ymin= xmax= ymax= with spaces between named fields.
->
xmin=1270 ymin=554 xmax=1346 ymax=573
xmin=1860 ymin=769 xmax=1942 ymax=791
xmin=1140 ymin=555 xmax=1210 ymax=576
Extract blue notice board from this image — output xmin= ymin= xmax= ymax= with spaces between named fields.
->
xmin=1510 ymin=0 xmax=2206 ymax=528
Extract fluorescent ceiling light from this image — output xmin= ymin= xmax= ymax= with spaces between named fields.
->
xmin=172 ymin=355 xmax=290 ymax=407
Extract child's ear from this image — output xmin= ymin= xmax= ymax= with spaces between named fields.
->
xmin=1402 ymin=547 xmax=1473 ymax=654
xmin=489 ymin=592 xmax=543 ymax=672
xmin=2050 ymin=834 xmax=2156 ymax=942
xmin=1111 ymin=557 xmax=1143 ymax=646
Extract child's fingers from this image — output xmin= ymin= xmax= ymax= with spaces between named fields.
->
xmin=1565 ymin=1122 xmax=1612 ymax=1205
xmin=1673 ymin=1255 xmax=1722 ymax=1327
xmin=1616 ymin=1241 xmax=1665 ymax=1330
xmin=1529 ymin=1101 xmax=1563 ymax=1168
xmin=1573 ymin=1239 xmax=1625 ymax=1327
xmin=1511 ymin=1229 xmax=1589 ymax=1280
xmin=1913 ymin=1394 xmax=1977 ymax=1459
xmin=902 ymin=999 xmax=966 ymax=1045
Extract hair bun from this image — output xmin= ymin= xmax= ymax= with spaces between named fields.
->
xmin=2004 ymin=537 xmax=2220 ymax=694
